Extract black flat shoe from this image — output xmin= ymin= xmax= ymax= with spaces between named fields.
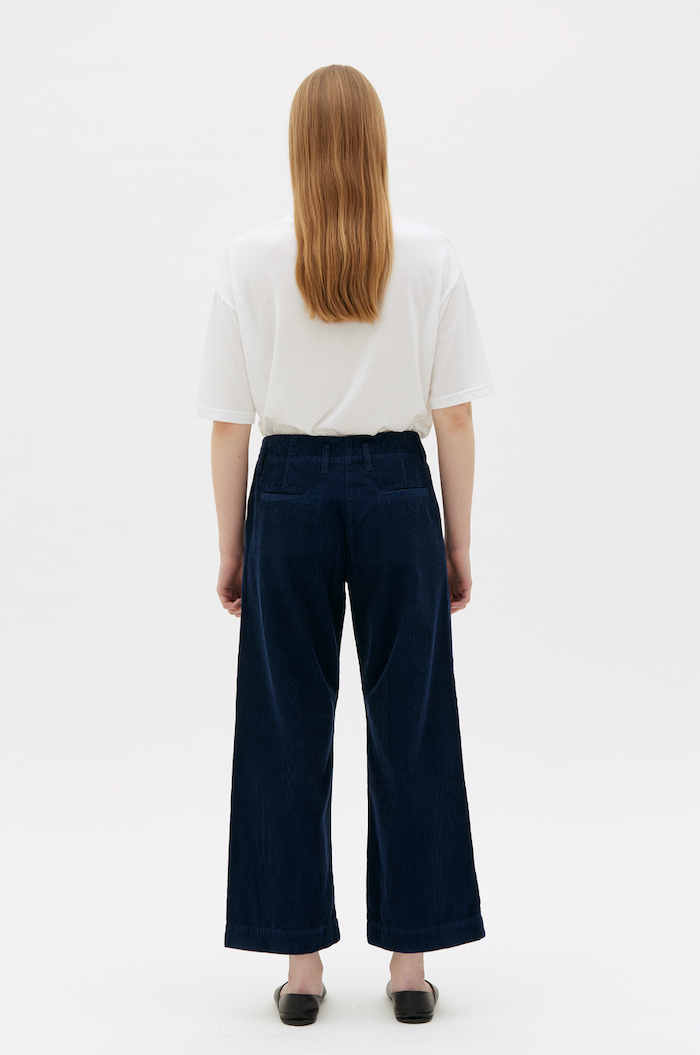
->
xmin=386 ymin=979 xmax=439 ymax=1023
xmin=273 ymin=982 xmax=327 ymax=1026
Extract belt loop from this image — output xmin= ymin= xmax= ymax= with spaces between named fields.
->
xmin=362 ymin=442 xmax=373 ymax=472
xmin=321 ymin=442 xmax=330 ymax=473
xmin=280 ymin=434 xmax=297 ymax=492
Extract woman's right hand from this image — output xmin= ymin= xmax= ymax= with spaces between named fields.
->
xmin=445 ymin=547 xmax=472 ymax=613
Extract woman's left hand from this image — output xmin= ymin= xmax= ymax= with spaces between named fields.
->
xmin=217 ymin=553 xmax=244 ymax=617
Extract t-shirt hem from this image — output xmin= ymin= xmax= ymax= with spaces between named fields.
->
xmin=428 ymin=382 xmax=494 ymax=410
xmin=195 ymin=405 xmax=256 ymax=424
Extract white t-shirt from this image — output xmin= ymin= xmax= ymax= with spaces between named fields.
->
xmin=195 ymin=213 xmax=494 ymax=438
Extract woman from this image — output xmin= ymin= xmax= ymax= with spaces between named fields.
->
xmin=195 ymin=65 xmax=494 ymax=1026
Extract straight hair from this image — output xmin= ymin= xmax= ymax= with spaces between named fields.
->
xmin=289 ymin=65 xmax=394 ymax=324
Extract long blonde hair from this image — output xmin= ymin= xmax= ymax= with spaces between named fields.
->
xmin=289 ymin=65 xmax=394 ymax=324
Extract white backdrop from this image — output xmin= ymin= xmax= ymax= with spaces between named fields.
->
xmin=1 ymin=1 xmax=698 ymax=1052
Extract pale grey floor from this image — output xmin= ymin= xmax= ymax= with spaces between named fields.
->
xmin=1 ymin=918 xmax=696 ymax=1054
xmin=2 ymin=615 xmax=698 ymax=1055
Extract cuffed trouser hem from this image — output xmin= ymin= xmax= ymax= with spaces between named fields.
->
xmin=367 ymin=911 xmax=485 ymax=953
xmin=225 ymin=914 xmax=341 ymax=955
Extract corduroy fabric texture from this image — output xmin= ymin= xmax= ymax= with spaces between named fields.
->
xmin=224 ymin=430 xmax=485 ymax=954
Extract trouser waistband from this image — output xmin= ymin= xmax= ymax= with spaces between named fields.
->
xmin=260 ymin=429 xmax=424 ymax=457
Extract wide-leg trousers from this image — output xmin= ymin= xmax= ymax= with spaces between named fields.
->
xmin=224 ymin=429 xmax=485 ymax=955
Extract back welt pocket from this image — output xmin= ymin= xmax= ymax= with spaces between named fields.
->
xmin=260 ymin=491 xmax=311 ymax=502
xmin=379 ymin=486 xmax=430 ymax=498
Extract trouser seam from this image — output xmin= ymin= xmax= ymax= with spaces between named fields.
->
xmin=367 ymin=910 xmax=480 ymax=929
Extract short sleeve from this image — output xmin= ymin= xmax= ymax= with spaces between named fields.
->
xmin=194 ymin=289 xmax=256 ymax=424
xmin=428 ymin=269 xmax=494 ymax=409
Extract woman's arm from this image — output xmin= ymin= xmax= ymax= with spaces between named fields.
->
xmin=432 ymin=401 xmax=475 ymax=612
xmin=211 ymin=421 xmax=252 ymax=617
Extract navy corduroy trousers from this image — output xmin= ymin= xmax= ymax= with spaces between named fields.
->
xmin=224 ymin=429 xmax=485 ymax=955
